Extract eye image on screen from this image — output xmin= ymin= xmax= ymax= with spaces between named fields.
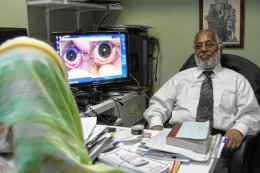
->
xmin=89 ymin=39 xmax=122 ymax=77
xmin=61 ymin=39 xmax=91 ymax=79
xmin=53 ymin=31 xmax=129 ymax=86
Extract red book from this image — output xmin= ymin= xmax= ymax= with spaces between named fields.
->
xmin=167 ymin=123 xmax=182 ymax=138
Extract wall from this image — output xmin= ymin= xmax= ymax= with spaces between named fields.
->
xmin=25 ymin=0 xmax=260 ymax=90
xmin=0 ymin=0 xmax=28 ymax=29
xmin=117 ymin=0 xmax=260 ymax=90
xmin=27 ymin=6 xmax=121 ymax=44
xmin=27 ymin=7 xmax=95 ymax=43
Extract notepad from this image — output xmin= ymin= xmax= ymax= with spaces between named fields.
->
xmin=175 ymin=121 xmax=210 ymax=140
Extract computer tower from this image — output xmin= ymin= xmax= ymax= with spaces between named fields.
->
xmin=128 ymin=34 xmax=156 ymax=110
xmin=98 ymin=25 xmax=153 ymax=90
xmin=128 ymin=34 xmax=150 ymax=87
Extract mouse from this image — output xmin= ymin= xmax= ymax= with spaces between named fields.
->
xmin=106 ymin=91 xmax=124 ymax=97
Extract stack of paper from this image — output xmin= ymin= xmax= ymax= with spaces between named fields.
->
xmin=81 ymin=118 xmax=115 ymax=162
xmin=145 ymin=128 xmax=224 ymax=162
xmin=88 ymin=133 xmax=114 ymax=161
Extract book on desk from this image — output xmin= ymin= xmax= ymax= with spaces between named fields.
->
xmin=166 ymin=121 xmax=211 ymax=154
xmin=145 ymin=132 xmax=225 ymax=162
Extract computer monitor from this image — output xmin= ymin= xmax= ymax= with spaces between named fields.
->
xmin=53 ymin=31 xmax=129 ymax=88
xmin=0 ymin=27 xmax=28 ymax=44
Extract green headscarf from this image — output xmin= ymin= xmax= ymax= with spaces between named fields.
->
xmin=0 ymin=37 xmax=124 ymax=173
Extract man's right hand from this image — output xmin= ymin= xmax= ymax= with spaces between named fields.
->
xmin=150 ymin=125 xmax=163 ymax=131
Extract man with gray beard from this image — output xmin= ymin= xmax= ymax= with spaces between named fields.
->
xmin=143 ymin=30 xmax=260 ymax=173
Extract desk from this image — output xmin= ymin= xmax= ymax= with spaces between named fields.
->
xmin=88 ymin=125 xmax=219 ymax=173
xmin=83 ymin=91 xmax=147 ymax=127
xmin=178 ymin=159 xmax=217 ymax=173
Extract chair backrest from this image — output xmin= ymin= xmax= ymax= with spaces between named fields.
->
xmin=179 ymin=53 xmax=260 ymax=105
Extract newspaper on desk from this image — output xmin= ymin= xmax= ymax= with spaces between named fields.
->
xmin=144 ymin=128 xmax=226 ymax=162
xmin=98 ymin=147 xmax=170 ymax=173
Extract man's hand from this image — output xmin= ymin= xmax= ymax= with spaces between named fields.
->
xmin=150 ymin=125 xmax=163 ymax=131
xmin=223 ymin=129 xmax=244 ymax=153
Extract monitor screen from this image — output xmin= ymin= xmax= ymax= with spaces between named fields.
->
xmin=53 ymin=31 xmax=129 ymax=87
xmin=0 ymin=27 xmax=28 ymax=44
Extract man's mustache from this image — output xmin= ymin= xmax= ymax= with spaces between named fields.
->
xmin=199 ymin=53 xmax=211 ymax=58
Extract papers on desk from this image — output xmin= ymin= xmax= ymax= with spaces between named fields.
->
xmin=137 ymin=143 xmax=191 ymax=163
xmin=81 ymin=117 xmax=97 ymax=143
xmin=145 ymin=128 xmax=226 ymax=162
xmin=80 ymin=122 xmax=226 ymax=173
xmin=88 ymin=132 xmax=114 ymax=161
xmin=98 ymin=147 xmax=170 ymax=173
xmin=81 ymin=118 xmax=115 ymax=161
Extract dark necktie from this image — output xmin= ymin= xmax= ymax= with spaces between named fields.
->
xmin=196 ymin=71 xmax=214 ymax=130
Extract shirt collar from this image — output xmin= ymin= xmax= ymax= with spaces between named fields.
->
xmin=194 ymin=63 xmax=223 ymax=79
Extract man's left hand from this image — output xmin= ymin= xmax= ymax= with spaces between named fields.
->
xmin=223 ymin=129 xmax=244 ymax=153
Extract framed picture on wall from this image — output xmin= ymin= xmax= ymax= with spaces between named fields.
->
xmin=199 ymin=0 xmax=245 ymax=48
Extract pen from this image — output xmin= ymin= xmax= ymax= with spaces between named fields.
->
xmin=112 ymin=141 xmax=121 ymax=148
xmin=143 ymin=152 xmax=190 ymax=162
xmin=223 ymin=136 xmax=228 ymax=143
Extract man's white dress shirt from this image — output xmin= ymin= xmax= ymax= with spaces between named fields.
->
xmin=144 ymin=63 xmax=260 ymax=136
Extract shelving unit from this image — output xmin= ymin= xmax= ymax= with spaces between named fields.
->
xmin=83 ymin=91 xmax=146 ymax=127
xmin=27 ymin=0 xmax=122 ymax=10
xmin=27 ymin=0 xmax=122 ymax=41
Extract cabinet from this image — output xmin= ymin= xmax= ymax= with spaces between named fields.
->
xmin=83 ymin=91 xmax=147 ymax=127
xmin=27 ymin=0 xmax=122 ymax=42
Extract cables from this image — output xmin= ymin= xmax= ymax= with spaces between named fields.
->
xmin=148 ymin=37 xmax=160 ymax=82
xmin=130 ymin=73 xmax=140 ymax=87
xmin=85 ymin=105 xmax=117 ymax=125
xmin=114 ymin=99 xmax=121 ymax=118
xmin=80 ymin=94 xmax=123 ymax=125
xmin=104 ymin=94 xmax=123 ymax=118
xmin=109 ymin=96 xmax=124 ymax=106
xmin=95 ymin=4 xmax=110 ymax=31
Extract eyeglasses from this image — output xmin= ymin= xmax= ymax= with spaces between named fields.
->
xmin=194 ymin=41 xmax=217 ymax=49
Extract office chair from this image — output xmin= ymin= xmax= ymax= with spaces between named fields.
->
xmin=136 ymin=53 xmax=260 ymax=173
xmin=180 ymin=53 xmax=260 ymax=173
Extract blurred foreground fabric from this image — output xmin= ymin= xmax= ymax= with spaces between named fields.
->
xmin=0 ymin=37 xmax=124 ymax=173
